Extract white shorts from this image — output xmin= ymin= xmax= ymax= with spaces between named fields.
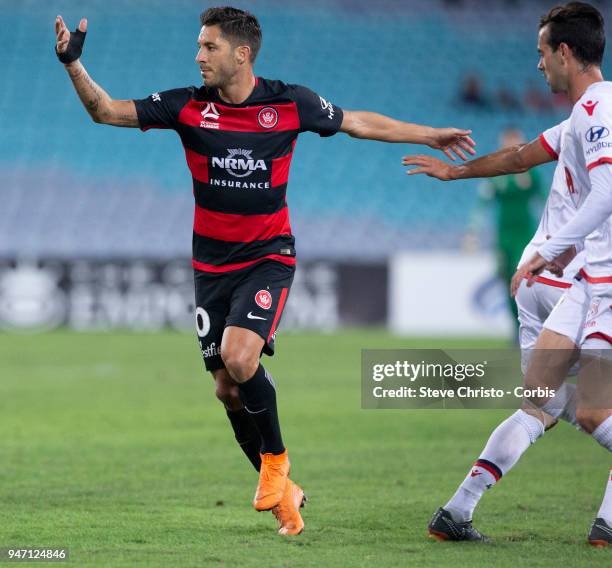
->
xmin=543 ymin=275 xmax=590 ymax=346
xmin=580 ymin=275 xmax=612 ymax=349
xmin=516 ymin=276 xmax=572 ymax=374
xmin=543 ymin=271 xmax=612 ymax=348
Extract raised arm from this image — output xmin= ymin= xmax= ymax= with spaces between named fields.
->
xmin=55 ymin=16 xmax=139 ymax=128
xmin=340 ymin=110 xmax=476 ymax=161
xmin=402 ymin=137 xmax=554 ymax=181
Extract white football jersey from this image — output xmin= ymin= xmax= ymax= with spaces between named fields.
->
xmin=518 ymin=118 xmax=586 ymax=283
xmin=569 ymin=81 xmax=612 ymax=277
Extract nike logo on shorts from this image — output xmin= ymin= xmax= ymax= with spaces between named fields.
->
xmin=247 ymin=312 xmax=267 ymax=321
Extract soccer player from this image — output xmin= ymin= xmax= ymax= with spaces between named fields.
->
xmin=404 ymin=2 xmax=612 ymax=545
xmin=55 ymin=7 xmax=475 ymax=535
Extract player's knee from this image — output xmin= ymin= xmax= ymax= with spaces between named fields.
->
xmin=214 ymin=381 xmax=242 ymax=410
xmin=575 ymin=408 xmax=601 ymax=434
xmin=221 ymin=346 xmax=259 ymax=382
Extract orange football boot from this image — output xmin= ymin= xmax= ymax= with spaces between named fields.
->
xmin=272 ymin=479 xmax=306 ymax=536
xmin=253 ymin=449 xmax=290 ymax=511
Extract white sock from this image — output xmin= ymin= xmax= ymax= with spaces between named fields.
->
xmin=445 ymin=410 xmax=544 ymax=523
xmin=592 ymin=416 xmax=612 ymax=452
xmin=596 ymin=468 xmax=612 ymax=524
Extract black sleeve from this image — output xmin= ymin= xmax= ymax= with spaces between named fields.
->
xmin=287 ymin=84 xmax=344 ymax=137
xmin=133 ymin=88 xmax=192 ymax=131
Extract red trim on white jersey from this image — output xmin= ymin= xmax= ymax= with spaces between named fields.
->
xmin=587 ymin=156 xmax=612 ymax=171
xmin=579 ymin=268 xmax=612 ymax=284
xmin=538 ymin=133 xmax=559 ymax=160
xmin=532 ymin=275 xmax=572 ymax=289
xmin=585 ymin=331 xmax=612 ymax=345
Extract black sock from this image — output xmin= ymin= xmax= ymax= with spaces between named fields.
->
xmin=226 ymin=408 xmax=262 ymax=472
xmin=237 ymin=364 xmax=285 ymax=455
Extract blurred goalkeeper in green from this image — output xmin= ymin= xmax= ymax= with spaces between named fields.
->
xmin=470 ymin=127 xmax=545 ymax=336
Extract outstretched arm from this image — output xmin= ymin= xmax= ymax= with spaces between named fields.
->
xmin=56 ymin=16 xmax=138 ymax=128
xmin=340 ymin=110 xmax=476 ymax=161
xmin=402 ymin=137 xmax=553 ymax=180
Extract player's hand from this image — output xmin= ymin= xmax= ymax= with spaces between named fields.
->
xmin=545 ymin=245 xmax=577 ymax=278
xmin=428 ymin=128 xmax=476 ymax=161
xmin=55 ymin=15 xmax=87 ymax=64
xmin=402 ymin=154 xmax=456 ymax=180
xmin=510 ymin=253 xmax=547 ymax=297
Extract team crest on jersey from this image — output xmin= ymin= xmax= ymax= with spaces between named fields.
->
xmin=258 ymin=107 xmax=279 ymax=129
xmin=200 ymin=102 xmax=220 ymax=129
xmin=587 ymin=297 xmax=602 ymax=319
xmin=255 ymin=290 xmax=273 ymax=310
xmin=582 ymin=100 xmax=599 ymax=116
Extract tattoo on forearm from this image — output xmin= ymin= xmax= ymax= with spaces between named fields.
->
xmin=84 ymin=75 xmax=102 ymax=113
xmin=66 ymin=66 xmax=83 ymax=80
xmin=66 ymin=63 xmax=107 ymax=118
xmin=64 ymin=63 xmax=137 ymax=127
xmin=86 ymin=98 xmax=99 ymax=112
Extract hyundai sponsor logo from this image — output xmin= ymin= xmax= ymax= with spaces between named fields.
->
xmin=586 ymin=126 xmax=610 ymax=143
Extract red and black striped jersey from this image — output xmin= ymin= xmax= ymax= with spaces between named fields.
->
xmin=134 ymin=78 xmax=343 ymax=273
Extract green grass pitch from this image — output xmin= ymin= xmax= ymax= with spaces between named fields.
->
xmin=0 ymin=330 xmax=609 ymax=567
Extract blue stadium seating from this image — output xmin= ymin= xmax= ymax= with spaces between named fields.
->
xmin=2 ymin=0 xmax=610 ymax=258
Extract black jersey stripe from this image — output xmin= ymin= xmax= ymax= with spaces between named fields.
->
xmin=178 ymin=127 xmax=298 ymax=161
xmin=193 ymin=179 xmax=288 ymax=215
xmin=193 ymin=233 xmax=295 ymax=266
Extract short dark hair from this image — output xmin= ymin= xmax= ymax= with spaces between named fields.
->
xmin=539 ymin=2 xmax=605 ymax=67
xmin=200 ymin=7 xmax=262 ymax=62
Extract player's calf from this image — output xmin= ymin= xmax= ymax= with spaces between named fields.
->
xmin=523 ymin=330 xmax=577 ymax=408
xmin=442 ymin=410 xmax=543 ymax=525
xmin=221 ymin=327 xmax=289 ymax=509
xmin=212 ymin=369 xmax=262 ymax=471
xmin=213 ymin=376 xmax=242 ymax=411
xmin=575 ymin=408 xmax=612 ymax=436
xmin=575 ymin=344 xmax=612 ymax=447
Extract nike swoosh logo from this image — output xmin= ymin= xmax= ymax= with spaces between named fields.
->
xmin=247 ymin=312 xmax=267 ymax=321
xmin=245 ymin=405 xmax=267 ymax=414
xmin=470 ymin=470 xmax=482 ymax=477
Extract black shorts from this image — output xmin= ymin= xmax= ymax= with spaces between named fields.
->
xmin=194 ymin=260 xmax=295 ymax=372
